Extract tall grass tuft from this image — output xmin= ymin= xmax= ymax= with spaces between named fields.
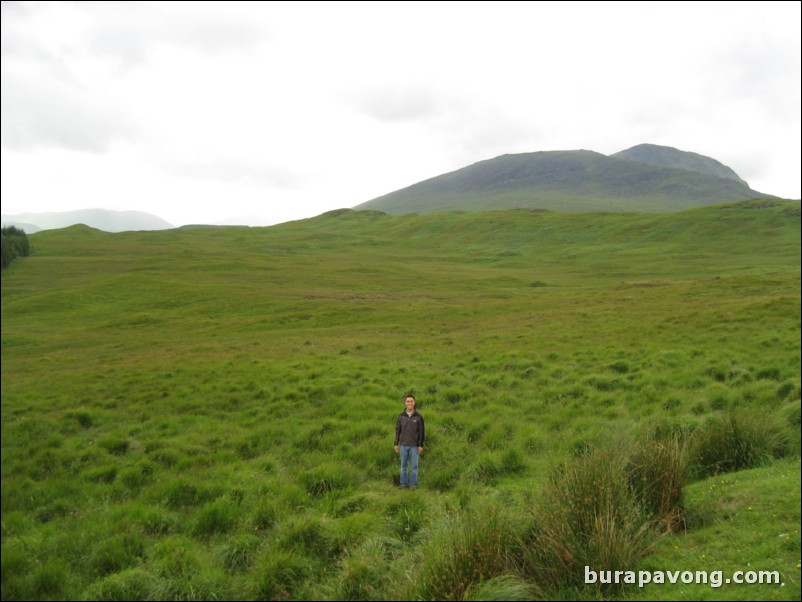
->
xmin=89 ymin=533 xmax=146 ymax=576
xmin=30 ymin=559 xmax=70 ymax=599
xmin=690 ymin=410 xmax=788 ymax=478
xmin=334 ymin=535 xmax=403 ymax=600
xmin=300 ymin=463 xmax=353 ymax=498
xmin=627 ymin=430 xmax=690 ymax=533
xmin=463 ymin=574 xmax=542 ymax=601
xmin=82 ymin=567 xmax=154 ymax=601
xmin=416 ymin=504 xmax=515 ymax=601
xmin=192 ymin=498 xmax=237 ymax=538
xmin=785 ymin=400 xmax=801 ymax=457
xmin=277 ymin=514 xmax=332 ymax=558
xmin=522 ymin=447 xmax=654 ymax=593
xmin=217 ymin=534 xmax=260 ymax=573
xmin=250 ymin=548 xmax=311 ymax=600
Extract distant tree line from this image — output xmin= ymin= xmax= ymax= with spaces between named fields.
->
xmin=1 ymin=226 xmax=31 ymax=270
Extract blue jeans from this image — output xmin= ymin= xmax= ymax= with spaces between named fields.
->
xmin=399 ymin=445 xmax=419 ymax=486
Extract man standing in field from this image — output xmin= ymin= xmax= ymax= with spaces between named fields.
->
xmin=394 ymin=394 xmax=425 ymax=489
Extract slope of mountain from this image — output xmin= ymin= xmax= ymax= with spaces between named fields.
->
xmin=611 ymin=143 xmax=749 ymax=186
xmin=1 ymin=209 xmax=173 ymax=233
xmin=354 ymin=145 xmax=773 ymax=215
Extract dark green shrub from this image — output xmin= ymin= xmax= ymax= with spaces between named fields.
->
xmin=1 ymin=226 xmax=31 ymax=270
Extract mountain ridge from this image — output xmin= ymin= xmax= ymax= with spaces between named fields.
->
xmin=1 ymin=209 xmax=174 ymax=233
xmin=354 ymin=144 xmax=775 ymax=215
xmin=611 ymin=143 xmax=749 ymax=186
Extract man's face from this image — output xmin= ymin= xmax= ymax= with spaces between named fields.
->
xmin=405 ymin=397 xmax=415 ymax=411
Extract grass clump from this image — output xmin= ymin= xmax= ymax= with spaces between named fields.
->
xmin=65 ymin=409 xmax=96 ymax=429
xmin=690 ymin=410 xmax=790 ymax=478
xmin=522 ymin=446 xmax=655 ymax=594
xmin=89 ymin=533 xmax=146 ymax=576
xmin=217 ymin=534 xmax=261 ymax=573
xmin=301 ymin=464 xmax=353 ymax=498
xmin=416 ymin=504 xmax=515 ymax=601
xmin=277 ymin=514 xmax=332 ymax=558
xmin=463 ymin=574 xmax=543 ymax=600
xmin=30 ymin=559 xmax=70 ymax=599
xmin=250 ymin=548 xmax=311 ymax=600
xmin=192 ymin=498 xmax=237 ymax=538
xmin=333 ymin=535 xmax=404 ymax=600
xmin=98 ymin=436 xmax=129 ymax=456
xmin=627 ymin=430 xmax=690 ymax=533
xmin=82 ymin=567 xmax=154 ymax=601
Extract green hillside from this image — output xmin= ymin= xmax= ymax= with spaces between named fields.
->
xmin=2 ymin=200 xmax=800 ymax=600
xmin=355 ymin=149 xmax=774 ymax=215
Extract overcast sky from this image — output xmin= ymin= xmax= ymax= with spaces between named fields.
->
xmin=2 ymin=1 xmax=800 ymax=227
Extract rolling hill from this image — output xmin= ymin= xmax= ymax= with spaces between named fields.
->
xmin=354 ymin=144 xmax=775 ymax=215
xmin=1 ymin=208 xmax=174 ymax=233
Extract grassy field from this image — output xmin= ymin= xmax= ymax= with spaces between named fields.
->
xmin=2 ymin=199 xmax=800 ymax=600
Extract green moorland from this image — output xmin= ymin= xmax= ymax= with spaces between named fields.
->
xmin=1 ymin=199 xmax=800 ymax=601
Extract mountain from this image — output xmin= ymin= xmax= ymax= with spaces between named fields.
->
xmin=1 ymin=209 xmax=174 ymax=233
xmin=354 ymin=145 xmax=774 ymax=215
xmin=1 ymin=221 xmax=42 ymax=234
xmin=611 ymin=143 xmax=749 ymax=186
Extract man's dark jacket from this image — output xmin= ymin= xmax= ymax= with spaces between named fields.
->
xmin=395 ymin=410 xmax=425 ymax=448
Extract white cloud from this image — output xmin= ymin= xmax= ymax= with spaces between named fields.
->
xmin=1 ymin=1 xmax=799 ymax=225
xmin=1 ymin=67 xmax=134 ymax=152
